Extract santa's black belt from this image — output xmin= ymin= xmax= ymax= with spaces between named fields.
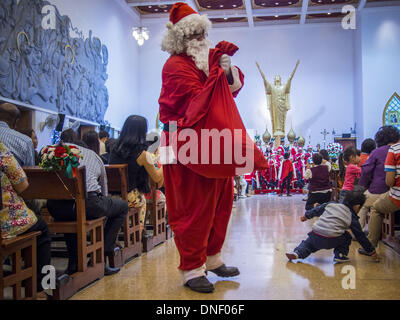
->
xmin=163 ymin=123 xmax=177 ymax=132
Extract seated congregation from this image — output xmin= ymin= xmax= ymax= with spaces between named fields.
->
xmin=283 ymin=125 xmax=400 ymax=263
xmin=1 ymin=100 xmax=400 ymax=299
xmin=0 ymin=103 xmax=167 ymax=300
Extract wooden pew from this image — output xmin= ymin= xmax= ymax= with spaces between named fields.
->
xmin=21 ymin=167 xmax=105 ymax=300
xmin=143 ymin=184 xmax=166 ymax=252
xmin=1 ymin=231 xmax=41 ymax=300
xmin=330 ymin=169 xmax=340 ymax=202
xmin=105 ymin=164 xmax=142 ymax=265
xmin=381 ymin=210 xmax=400 ymax=255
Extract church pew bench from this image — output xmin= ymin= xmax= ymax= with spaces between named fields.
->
xmin=381 ymin=210 xmax=400 ymax=255
xmin=330 ymin=169 xmax=340 ymax=202
xmin=143 ymin=183 xmax=167 ymax=252
xmin=105 ymin=164 xmax=142 ymax=265
xmin=1 ymin=231 xmax=41 ymax=300
xmin=21 ymin=166 xmax=105 ymax=300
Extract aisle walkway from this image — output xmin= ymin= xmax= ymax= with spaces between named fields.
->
xmin=72 ymin=195 xmax=400 ymax=300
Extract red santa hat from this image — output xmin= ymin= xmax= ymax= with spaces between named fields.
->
xmin=161 ymin=2 xmax=212 ymax=55
xmin=169 ymin=2 xmax=197 ymax=24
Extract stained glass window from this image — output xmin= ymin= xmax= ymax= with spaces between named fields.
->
xmin=383 ymin=93 xmax=400 ymax=130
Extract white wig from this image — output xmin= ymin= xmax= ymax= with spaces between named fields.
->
xmin=161 ymin=13 xmax=212 ymax=55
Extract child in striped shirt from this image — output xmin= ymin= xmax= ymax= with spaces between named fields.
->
xmin=360 ymin=140 xmax=400 ymax=253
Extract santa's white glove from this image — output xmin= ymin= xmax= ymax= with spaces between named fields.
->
xmin=219 ymin=54 xmax=231 ymax=74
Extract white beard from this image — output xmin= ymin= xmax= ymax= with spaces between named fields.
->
xmin=186 ymin=38 xmax=211 ymax=76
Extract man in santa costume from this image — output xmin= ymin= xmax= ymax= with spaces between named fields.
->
xmin=304 ymin=145 xmax=313 ymax=164
xmin=295 ymin=151 xmax=306 ymax=192
xmin=158 ymin=2 xmax=267 ymax=293
xmin=291 ymin=141 xmax=299 ymax=160
xmin=268 ymin=153 xmax=278 ymax=191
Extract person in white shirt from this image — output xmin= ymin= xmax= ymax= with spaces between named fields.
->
xmin=99 ymin=130 xmax=109 ymax=155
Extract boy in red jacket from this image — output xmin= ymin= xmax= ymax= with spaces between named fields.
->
xmin=279 ymin=153 xmax=295 ymax=197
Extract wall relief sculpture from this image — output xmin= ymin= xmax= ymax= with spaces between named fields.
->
xmin=0 ymin=0 xmax=109 ymax=123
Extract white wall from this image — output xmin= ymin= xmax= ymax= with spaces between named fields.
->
xmin=360 ymin=6 xmax=400 ymax=140
xmin=46 ymin=0 xmax=140 ymax=128
xmin=139 ymin=21 xmax=356 ymax=148
xmin=32 ymin=0 xmax=140 ymax=149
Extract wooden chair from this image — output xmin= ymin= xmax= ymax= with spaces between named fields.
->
xmin=143 ymin=183 xmax=166 ymax=252
xmin=1 ymin=231 xmax=41 ymax=300
xmin=234 ymin=176 xmax=242 ymax=201
xmin=21 ymin=167 xmax=105 ymax=300
xmin=381 ymin=210 xmax=400 ymax=255
xmin=330 ymin=169 xmax=340 ymax=202
xmin=105 ymin=164 xmax=142 ymax=265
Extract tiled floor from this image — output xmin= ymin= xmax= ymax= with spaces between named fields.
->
xmin=71 ymin=194 xmax=400 ymax=300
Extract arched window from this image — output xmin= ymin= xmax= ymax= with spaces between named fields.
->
xmin=383 ymin=92 xmax=400 ymax=129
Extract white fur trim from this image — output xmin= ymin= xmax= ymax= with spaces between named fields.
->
xmin=181 ymin=264 xmax=206 ymax=283
xmin=161 ymin=14 xmax=212 ymax=55
xmin=206 ymin=253 xmax=224 ymax=271
xmin=229 ymin=66 xmax=242 ymax=93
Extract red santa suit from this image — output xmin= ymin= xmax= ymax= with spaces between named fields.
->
xmin=291 ymin=145 xmax=298 ymax=160
xmin=304 ymin=145 xmax=313 ymax=164
xmin=268 ymin=157 xmax=277 ymax=188
xmin=158 ymin=4 xmax=268 ymax=282
xmin=295 ymin=155 xmax=306 ymax=180
xmin=278 ymin=159 xmax=297 ymax=184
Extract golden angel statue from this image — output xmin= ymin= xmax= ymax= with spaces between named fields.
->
xmin=256 ymin=60 xmax=300 ymax=146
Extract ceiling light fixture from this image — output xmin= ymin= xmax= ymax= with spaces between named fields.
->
xmin=132 ymin=27 xmax=149 ymax=46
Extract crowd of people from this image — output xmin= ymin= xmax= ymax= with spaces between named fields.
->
xmin=0 ymin=102 xmax=165 ymax=297
xmin=2 ymin=101 xmax=400 ymax=296
xmin=247 ymin=141 xmax=315 ymax=196
xmin=1 ymin=1 xmax=399 ymax=298
xmin=285 ymin=125 xmax=400 ymax=264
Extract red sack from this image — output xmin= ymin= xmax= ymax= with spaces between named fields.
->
xmin=162 ymin=41 xmax=268 ymax=178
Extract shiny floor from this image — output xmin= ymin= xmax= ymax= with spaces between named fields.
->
xmin=72 ymin=194 xmax=400 ymax=300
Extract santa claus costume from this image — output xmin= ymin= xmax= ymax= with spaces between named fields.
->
xmin=278 ymin=154 xmax=297 ymax=196
xmin=290 ymin=142 xmax=298 ymax=160
xmin=268 ymin=154 xmax=278 ymax=191
xmin=304 ymin=145 xmax=313 ymax=164
xmin=295 ymin=152 xmax=306 ymax=191
xmin=158 ymin=2 xmax=267 ymax=293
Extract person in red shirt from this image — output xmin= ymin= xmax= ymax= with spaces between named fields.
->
xmin=278 ymin=153 xmax=295 ymax=196
xmin=339 ymin=147 xmax=361 ymax=201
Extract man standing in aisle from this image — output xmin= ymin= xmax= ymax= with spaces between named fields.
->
xmin=158 ymin=2 xmax=267 ymax=293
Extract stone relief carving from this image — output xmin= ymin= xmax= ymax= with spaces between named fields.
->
xmin=0 ymin=0 xmax=109 ymax=123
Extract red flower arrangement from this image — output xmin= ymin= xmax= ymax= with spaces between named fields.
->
xmin=39 ymin=143 xmax=83 ymax=178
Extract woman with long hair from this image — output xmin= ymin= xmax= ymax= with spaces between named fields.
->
xmin=109 ymin=115 xmax=163 ymax=225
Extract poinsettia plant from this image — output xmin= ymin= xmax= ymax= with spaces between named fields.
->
xmin=39 ymin=143 xmax=83 ymax=178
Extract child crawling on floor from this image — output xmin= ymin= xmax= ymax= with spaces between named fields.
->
xmin=286 ymin=186 xmax=379 ymax=263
